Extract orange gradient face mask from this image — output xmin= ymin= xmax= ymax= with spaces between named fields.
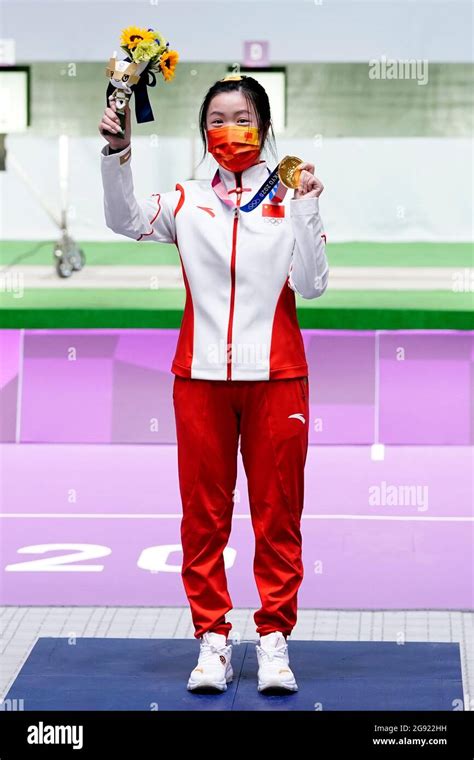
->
xmin=206 ymin=125 xmax=261 ymax=172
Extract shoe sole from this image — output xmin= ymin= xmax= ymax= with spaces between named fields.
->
xmin=187 ymin=668 xmax=233 ymax=692
xmin=258 ymin=679 xmax=298 ymax=693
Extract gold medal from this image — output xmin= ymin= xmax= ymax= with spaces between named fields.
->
xmin=278 ymin=155 xmax=304 ymax=189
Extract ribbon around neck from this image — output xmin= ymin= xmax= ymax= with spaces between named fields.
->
xmin=212 ymin=165 xmax=287 ymax=212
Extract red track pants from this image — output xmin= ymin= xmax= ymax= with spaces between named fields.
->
xmin=172 ymin=374 xmax=309 ymax=640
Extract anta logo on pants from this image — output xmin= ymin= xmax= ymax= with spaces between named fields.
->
xmin=288 ymin=413 xmax=306 ymax=424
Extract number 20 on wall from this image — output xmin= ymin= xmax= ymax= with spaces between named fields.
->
xmin=5 ymin=544 xmax=237 ymax=572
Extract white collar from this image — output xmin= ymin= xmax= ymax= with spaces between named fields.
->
xmin=216 ymin=159 xmax=270 ymax=190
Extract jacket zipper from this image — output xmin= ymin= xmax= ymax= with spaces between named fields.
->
xmin=226 ymin=173 xmax=242 ymax=381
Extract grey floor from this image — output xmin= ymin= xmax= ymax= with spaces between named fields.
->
xmin=1 ymin=607 xmax=472 ymax=709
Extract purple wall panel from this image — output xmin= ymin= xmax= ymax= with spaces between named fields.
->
xmin=379 ymin=332 xmax=473 ymax=445
xmin=111 ymin=363 xmax=175 ymax=443
xmin=305 ymin=332 xmax=375 ymax=443
xmin=22 ymin=358 xmax=115 ymax=443
xmin=2 ymin=330 xmax=471 ymax=608
xmin=1 ymin=329 xmax=473 ymax=445
xmin=0 ymin=329 xmax=21 ymax=441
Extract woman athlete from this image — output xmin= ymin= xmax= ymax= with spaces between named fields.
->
xmin=99 ymin=74 xmax=329 ymax=694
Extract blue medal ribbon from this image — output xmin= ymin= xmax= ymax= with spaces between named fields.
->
xmin=212 ymin=165 xmax=287 ymax=212
xmin=238 ymin=165 xmax=281 ymax=212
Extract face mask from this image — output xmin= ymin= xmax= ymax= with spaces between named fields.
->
xmin=206 ymin=125 xmax=261 ymax=172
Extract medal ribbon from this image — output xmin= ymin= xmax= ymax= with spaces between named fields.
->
xmin=211 ymin=164 xmax=287 ymax=212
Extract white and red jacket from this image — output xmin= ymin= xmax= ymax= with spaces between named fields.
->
xmin=100 ymin=143 xmax=329 ymax=380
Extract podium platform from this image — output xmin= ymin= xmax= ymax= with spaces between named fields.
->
xmin=4 ymin=637 xmax=464 ymax=711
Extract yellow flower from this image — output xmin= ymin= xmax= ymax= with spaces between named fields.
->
xmin=132 ymin=40 xmax=165 ymax=63
xmin=120 ymin=26 xmax=156 ymax=50
xmin=159 ymin=49 xmax=179 ymax=81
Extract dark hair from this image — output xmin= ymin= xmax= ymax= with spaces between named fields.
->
xmin=197 ymin=75 xmax=278 ymax=168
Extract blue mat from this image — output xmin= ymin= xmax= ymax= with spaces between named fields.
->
xmin=5 ymin=638 xmax=463 ymax=711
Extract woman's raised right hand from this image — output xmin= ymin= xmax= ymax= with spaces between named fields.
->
xmin=98 ymin=95 xmax=131 ymax=151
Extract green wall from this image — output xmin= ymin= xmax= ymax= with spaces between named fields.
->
xmin=21 ymin=62 xmax=474 ymax=138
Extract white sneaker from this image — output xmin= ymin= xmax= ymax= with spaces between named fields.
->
xmin=187 ymin=632 xmax=233 ymax=692
xmin=256 ymin=631 xmax=298 ymax=692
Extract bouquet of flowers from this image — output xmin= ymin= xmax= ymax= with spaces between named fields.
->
xmin=105 ymin=25 xmax=179 ymax=135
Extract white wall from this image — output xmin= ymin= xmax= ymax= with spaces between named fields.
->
xmin=1 ymin=135 xmax=471 ymax=241
xmin=3 ymin=0 xmax=473 ymax=63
